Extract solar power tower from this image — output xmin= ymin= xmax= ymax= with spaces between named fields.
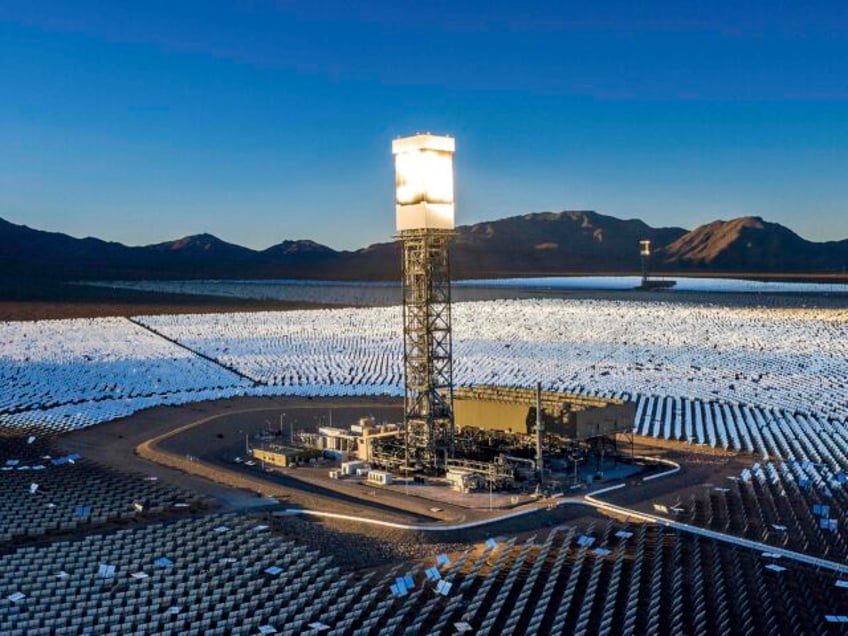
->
xmin=640 ymin=239 xmax=652 ymax=287
xmin=392 ymin=133 xmax=456 ymax=471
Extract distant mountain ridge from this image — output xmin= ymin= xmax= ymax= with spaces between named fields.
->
xmin=662 ymin=216 xmax=848 ymax=272
xmin=450 ymin=211 xmax=688 ymax=277
xmin=1 ymin=212 xmax=846 ymax=282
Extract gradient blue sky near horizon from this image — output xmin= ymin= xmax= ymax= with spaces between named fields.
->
xmin=1 ymin=1 xmax=847 ymax=250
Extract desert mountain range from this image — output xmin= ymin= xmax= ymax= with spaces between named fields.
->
xmin=2 ymin=211 xmax=846 ymax=281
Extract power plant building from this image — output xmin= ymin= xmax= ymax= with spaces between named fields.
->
xmin=451 ymin=385 xmax=634 ymax=440
xmin=250 ymin=445 xmax=321 ymax=468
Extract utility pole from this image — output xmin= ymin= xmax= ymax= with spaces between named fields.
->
xmin=536 ymin=382 xmax=544 ymax=491
xmin=489 ymin=464 xmax=494 ymax=512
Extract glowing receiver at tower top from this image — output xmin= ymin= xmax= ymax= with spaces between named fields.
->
xmin=392 ymin=133 xmax=455 ymax=231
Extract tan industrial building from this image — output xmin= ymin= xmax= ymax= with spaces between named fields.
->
xmin=251 ymin=445 xmax=321 ymax=468
xmin=450 ymin=385 xmax=634 ymax=439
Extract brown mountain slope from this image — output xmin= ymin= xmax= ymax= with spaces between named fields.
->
xmin=448 ymin=210 xmax=687 ymax=277
xmin=660 ymin=216 xmax=848 ymax=272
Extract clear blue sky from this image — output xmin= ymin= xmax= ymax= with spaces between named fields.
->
xmin=1 ymin=1 xmax=847 ymax=249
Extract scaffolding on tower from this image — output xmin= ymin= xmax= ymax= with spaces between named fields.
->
xmin=400 ymin=228 xmax=454 ymax=469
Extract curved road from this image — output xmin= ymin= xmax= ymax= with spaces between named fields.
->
xmin=136 ymin=404 xmax=467 ymax=524
xmin=283 ymin=456 xmax=848 ymax=575
xmin=131 ymin=401 xmax=848 ymax=575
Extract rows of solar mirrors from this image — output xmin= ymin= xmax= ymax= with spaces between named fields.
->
xmin=0 ymin=434 xmax=210 ymax=544
xmin=675 ymin=459 xmax=848 ymax=561
xmin=3 ymin=498 xmax=848 ymax=635
xmin=3 ymin=427 xmax=848 ymax=632
xmin=2 ymin=297 xmax=848 ymax=631
xmin=2 ymin=300 xmax=846 ymax=469
xmin=0 ymin=316 xmax=254 ymax=431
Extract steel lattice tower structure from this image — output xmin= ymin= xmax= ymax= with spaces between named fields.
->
xmin=392 ymin=134 xmax=456 ymax=471
xmin=400 ymin=228 xmax=454 ymax=468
